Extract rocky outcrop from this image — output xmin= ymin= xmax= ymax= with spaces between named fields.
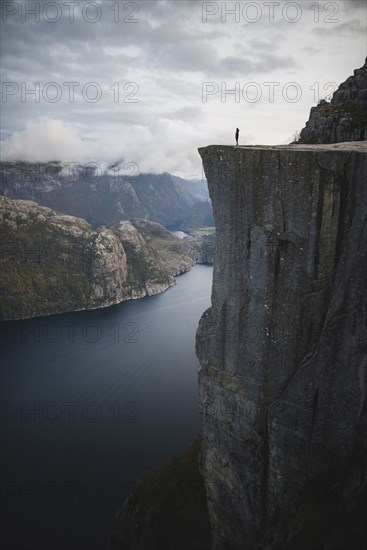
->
xmin=0 ymin=163 xmax=211 ymax=230
xmin=0 ymin=197 xmax=196 ymax=320
xmin=299 ymin=58 xmax=367 ymax=143
xmin=196 ymin=142 xmax=367 ymax=549
xmin=107 ymin=437 xmax=211 ymax=550
xmin=115 ymin=218 xmax=196 ymax=299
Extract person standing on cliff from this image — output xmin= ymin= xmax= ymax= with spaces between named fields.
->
xmin=235 ymin=128 xmax=239 ymax=146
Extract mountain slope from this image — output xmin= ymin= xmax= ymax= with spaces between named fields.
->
xmin=0 ymin=196 xmax=196 ymax=320
xmin=0 ymin=163 xmax=211 ymax=229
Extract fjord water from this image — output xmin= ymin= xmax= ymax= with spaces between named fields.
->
xmin=0 ymin=264 xmax=213 ymax=550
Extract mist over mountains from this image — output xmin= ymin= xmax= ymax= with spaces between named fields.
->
xmin=0 ymin=161 xmax=213 ymax=231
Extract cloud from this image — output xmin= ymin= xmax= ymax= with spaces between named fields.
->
xmin=0 ymin=116 xmax=205 ymax=178
xmin=1 ymin=119 xmax=82 ymax=161
xmin=342 ymin=0 xmax=367 ymax=13
xmin=1 ymin=0 xmax=366 ymax=177
xmin=166 ymin=106 xmax=203 ymax=121
xmin=218 ymin=52 xmax=296 ymax=77
xmin=312 ymin=19 xmax=366 ymax=37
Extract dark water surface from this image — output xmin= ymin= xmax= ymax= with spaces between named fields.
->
xmin=0 ymin=265 xmax=213 ymax=550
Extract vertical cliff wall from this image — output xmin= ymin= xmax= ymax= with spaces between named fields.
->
xmin=197 ymin=143 xmax=367 ymax=549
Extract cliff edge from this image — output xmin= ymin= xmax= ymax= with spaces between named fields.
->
xmin=197 ymin=142 xmax=367 ymax=549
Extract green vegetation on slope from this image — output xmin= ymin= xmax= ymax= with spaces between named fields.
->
xmin=107 ymin=436 xmax=211 ymax=550
xmin=0 ymin=198 xmax=197 ymax=320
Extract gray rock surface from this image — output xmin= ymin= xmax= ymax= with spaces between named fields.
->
xmin=299 ymin=58 xmax=367 ymax=143
xmin=196 ymin=142 xmax=367 ymax=549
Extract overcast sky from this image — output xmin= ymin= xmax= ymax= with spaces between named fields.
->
xmin=1 ymin=0 xmax=366 ymax=178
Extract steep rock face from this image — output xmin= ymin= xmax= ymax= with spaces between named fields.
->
xmin=115 ymin=218 xmax=196 ymax=299
xmin=299 ymin=59 xmax=367 ymax=143
xmin=0 ymin=196 xmax=128 ymax=320
xmin=196 ymin=143 xmax=367 ymax=549
xmin=0 ymin=197 xmax=196 ymax=320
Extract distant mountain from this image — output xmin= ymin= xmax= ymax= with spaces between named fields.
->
xmin=0 ymin=196 xmax=197 ymax=320
xmin=0 ymin=162 xmax=212 ymax=229
xmin=183 ymin=200 xmax=214 ymax=229
xmin=171 ymin=175 xmax=209 ymax=201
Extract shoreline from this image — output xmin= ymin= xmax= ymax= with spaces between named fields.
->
xmin=0 ymin=263 xmax=197 ymax=323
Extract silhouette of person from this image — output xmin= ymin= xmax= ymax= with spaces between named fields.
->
xmin=235 ymin=128 xmax=239 ymax=145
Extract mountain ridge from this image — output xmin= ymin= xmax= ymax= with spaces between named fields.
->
xmin=0 ymin=162 xmax=212 ymax=230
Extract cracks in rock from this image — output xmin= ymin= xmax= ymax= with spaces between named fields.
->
xmin=311 ymin=388 xmax=319 ymax=427
xmin=270 ymin=298 xmax=355 ymax=413
xmin=260 ymin=409 xmax=270 ymax=530
xmin=314 ymin=179 xmax=325 ymax=279
xmin=278 ymin=154 xmax=287 ymax=234
xmin=280 ymin=195 xmax=286 ymax=234
xmin=333 ymin=167 xmax=349 ymax=272
xmin=302 ymin=288 xmax=325 ymax=298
